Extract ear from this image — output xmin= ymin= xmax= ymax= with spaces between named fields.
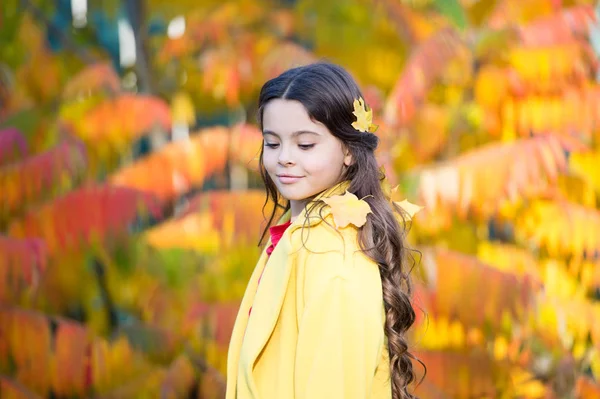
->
xmin=343 ymin=146 xmax=353 ymax=167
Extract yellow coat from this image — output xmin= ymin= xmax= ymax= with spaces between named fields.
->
xmin=226 ymin=182 xmax=391 ymax=399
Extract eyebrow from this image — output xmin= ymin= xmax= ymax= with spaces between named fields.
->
xmin=262 ymin=129 xmax=321 ymax=137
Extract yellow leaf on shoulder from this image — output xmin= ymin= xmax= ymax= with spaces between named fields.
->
xmin=395 ymin=199 xmax=424 ymax=220
xmin=322 ymin=190 xmax=372 ymax=229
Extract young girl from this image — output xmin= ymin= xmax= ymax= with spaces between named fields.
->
xmin=226 ymin=62 xmax=419 ymax=399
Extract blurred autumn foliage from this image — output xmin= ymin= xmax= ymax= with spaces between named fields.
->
xmin=3 ymin=0 xmax=600 ymax=398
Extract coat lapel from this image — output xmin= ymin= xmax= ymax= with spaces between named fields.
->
xmin=226 ymin=209 xmax=294 ymax=397
xmin=225 ymin=247 xmax=269 ymax=397
xmin=240 ymin=226 xmax=294 ymax=365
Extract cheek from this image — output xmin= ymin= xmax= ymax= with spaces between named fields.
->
xmin=262 ymin=150 xmax=277 ymax=172
xmin=303 ymin=150 xmax=344 ymax=175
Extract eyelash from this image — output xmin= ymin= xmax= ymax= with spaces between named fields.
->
xmin=264 ymin=143 xmax=315 ymax=150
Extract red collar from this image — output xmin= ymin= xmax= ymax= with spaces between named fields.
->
xmin=266 ymin=221 xmax=292 ymax=255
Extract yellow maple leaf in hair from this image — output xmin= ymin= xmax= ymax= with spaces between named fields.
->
xmin=351 ymin=97 xmax=378 ymax=133
xmin=322 ymin=190 xmax=373 ymax=229
xmin=395 ymin=199 xmax=424 ymax=220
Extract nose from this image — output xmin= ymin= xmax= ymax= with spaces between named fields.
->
xmin=277 ymin=145 xmax=295 ymax=166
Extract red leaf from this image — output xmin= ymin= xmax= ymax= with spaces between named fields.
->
xmin=0 ymin=236 xmax=47 ymax=302
xmin=70 ymin=94 xmax=171 ymax=146
xmin=0 ymin=128 xmax=28 ymax=166
xmin=415 ymin=135 xmax=570 ymax=219
xmin=196 ymin=126 xmax=231 ymax=177
xmin=182 ymin=301 xmax=239 ymax=348
xmin=414 ymin=349 xmax=506 ymax=398
xmin=518 ymin=5 xmax=596 ymax=46
xmin=0 ymin=375 xmax=42 ymax=398
xmin=384 ymin=28 xmax=463 ymax=127
xmin=421 ymin=248 xmax=537 ymax=329
xmin=229 ymin=123 xmax=262 ymax=168
xmin=0 ymin=139 xmax=86 ymax=218
xmin=51 ymin=321 xmax=89 ymax=397
xmin=1 ymin=308 xmax=52 ymax=394
xmin=110 ymin=133 xmax=208 ymax=202
xmin=8 ymin=185 xmax=161 ymax=255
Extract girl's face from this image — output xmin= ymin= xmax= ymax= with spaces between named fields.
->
xmin=261 ymin=98 xmax=352 ymax=218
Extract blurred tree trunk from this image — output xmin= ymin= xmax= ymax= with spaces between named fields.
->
xmin=125 ymin=0 xmax=154 ymax=93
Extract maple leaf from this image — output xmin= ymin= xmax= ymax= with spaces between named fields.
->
xmin=322 ymin=190 xmax=373 ymax=229
xmin=388 ymin=184 xmax=404 ymax=202
xmin=351 ymin=97 xmax=378 ymax=133
xmin=383 ymin=184 xmax=423 ymax=220
xmin=395 ymin=199 xmax=424 ymax=220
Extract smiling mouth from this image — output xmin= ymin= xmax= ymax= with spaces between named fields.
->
xmin=276 ymin=175 xmax=304 ymax=184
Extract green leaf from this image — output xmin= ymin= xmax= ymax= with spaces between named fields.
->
xmin=0 ymin=108 xmax=42 ymax=138
xmin=432 ymin=0 xmax=468 ymax=30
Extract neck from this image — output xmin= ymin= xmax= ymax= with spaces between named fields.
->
xmin=289 ymin=199 xmax=309 ymax=222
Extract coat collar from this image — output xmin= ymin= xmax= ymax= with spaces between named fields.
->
xmin=226 ymin=180 xmax=351 ymax=398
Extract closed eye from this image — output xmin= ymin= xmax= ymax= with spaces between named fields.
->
xmin=264 ymin=142 xmax=279 ymax=149
xmin=298 ymin=144 xmax=315 ymax=150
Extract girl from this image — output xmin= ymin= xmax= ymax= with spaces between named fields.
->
xmin=226 ymin=62 xmax=420 ymax=399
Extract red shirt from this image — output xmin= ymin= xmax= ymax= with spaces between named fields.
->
xmin=266 ymin=220 xmax=292 ymax=256
xmin=249 ymin=220 xmax=292 ymax=316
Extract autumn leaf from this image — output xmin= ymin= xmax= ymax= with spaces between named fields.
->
xmin=171 ymin=91 xmax=196 ymax=125
xmin=63 ymin=63 xmax=120 ymax=99
xmin=383 ymin=183 xmax=423 ymax=220
xmin=322 ymin=190 xmax=372 ymax=229
xmin=351 ymin=97 xmax=378 ymax=133
xmin=384 ymin=28 xmax=462 ymax=126
xmin=395 ymin=199 xmax=424 ymax=220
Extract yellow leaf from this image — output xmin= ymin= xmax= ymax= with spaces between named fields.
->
xmin=171 ymin=91 xmax=196 ymax=125
xmin=448 ymin=319 xmax=465 ymax=348
xmin=322 ymin=190 xmax=372 ymax=229
xmin=351 ymin=97 xmax=378 ymax=133
xmin=395 ymin=199 xmax=424 ymax=220
xmin=493 ymin=335 xmax=509 ymax=360
xmin=591 ymin=350 xmax=600 ymax=381
xmin=511 ymin=368 xmax=547 ymax=397
xmin=572 ymin=338 xmax=587 ymax=360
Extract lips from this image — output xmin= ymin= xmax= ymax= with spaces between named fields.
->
xmin=276 ymin=174 xmax=304 ymax=184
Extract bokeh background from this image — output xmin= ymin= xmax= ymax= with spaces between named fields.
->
xmin=2 ymin=0 xmax=600 ymax=397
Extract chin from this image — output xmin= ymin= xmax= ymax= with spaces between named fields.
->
xmin=274 ymin=182 xmax=314 ymax=202
xmin=276 ymin=187 xmax=309 ymax=202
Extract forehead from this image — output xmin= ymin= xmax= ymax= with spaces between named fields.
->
xmin=262 ymin=99 xmax=329 ymax=135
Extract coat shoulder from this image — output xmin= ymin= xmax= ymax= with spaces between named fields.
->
xmin=289 ymin=213 xmax=382 ymax=290
xmin=289 ymin=212 xmax=359 ymax=256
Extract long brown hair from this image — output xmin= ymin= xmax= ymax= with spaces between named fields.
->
xmin=255 ymin=62 xmax=423 ymax=398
